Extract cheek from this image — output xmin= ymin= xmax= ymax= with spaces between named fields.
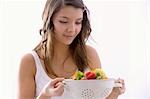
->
xmin=53 ymin=23 xmax=65 ymax=33
xmin=76 ymin=25 xmax=82 ymax=34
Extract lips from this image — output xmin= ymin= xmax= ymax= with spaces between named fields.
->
xmin=63 ymin=34 xmax=74 ymax=38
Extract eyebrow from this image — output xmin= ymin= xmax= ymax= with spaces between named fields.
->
xmin=59 ymin=16 xmax=83 ymax=20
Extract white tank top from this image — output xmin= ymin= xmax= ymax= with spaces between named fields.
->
xmin=30 ymin=51 xmax=73 ymax=99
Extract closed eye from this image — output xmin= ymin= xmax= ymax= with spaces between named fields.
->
xmin=59 ymin=20 xmax=82 ymax=25
xmin=59 ymin=21 xmax=68 ymax=24
xmin=75 ymin=21 xmax=82 ymax=25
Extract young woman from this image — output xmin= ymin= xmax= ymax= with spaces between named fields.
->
xmin=18 ymin=0 xmax=125 ymax=99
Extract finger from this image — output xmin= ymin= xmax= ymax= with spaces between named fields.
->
xmin=119 ymin=81 xmax=126 ymax=94
xmin=120 ymin=79 xmax=125 ymax=87
xmin=47 ymin=80 xmax=65 ymax=96
xmin=54 ymin=82 xmax=63 ymax=88
xmin=50 ymin=78 xmax=65 ymax=86
xmin=54 ymin=83 xmax=64 ymax=96
xmin=116 ymin=78 xmax=125 ymax=84
xmin=115 ymin=78 xmax=125 ymax=89
xmin=116 ymin=78 xmax=122 ymax=82
xmin=115 ymin=78 xmax=120 ymax=83
xmin=56 ymin=82 xmax=64 ymax=89
xmin=121 ymin=82 xmax=126 ymax=92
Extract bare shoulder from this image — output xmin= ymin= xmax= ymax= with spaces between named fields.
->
xmin=19 ymin=53 xmax=36 ymax=77
xmin=85 ymin=45 xmax=101 ymax=69
xmin=18 ymin=53 xmax=36 ymax=98
xmin=85 ymin=45 xmax=98 ymax=55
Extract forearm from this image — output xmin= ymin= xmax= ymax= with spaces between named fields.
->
xmin=106 ymin=92 xmax=118 ymax=99
xmin=36 ymin=94 xmax=51 ymax=99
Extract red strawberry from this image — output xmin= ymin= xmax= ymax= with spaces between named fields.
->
xmin=85 ymin=71 xmax=96 ymax=79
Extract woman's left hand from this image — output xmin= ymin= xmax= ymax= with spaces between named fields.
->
xmin=106 ymin=78 xmax=125 ymax=99
xmin=114 ymin=78 xmax=125 ymax=94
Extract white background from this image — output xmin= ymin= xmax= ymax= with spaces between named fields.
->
xmin=0 ymin=0 xmax=150 ymax=99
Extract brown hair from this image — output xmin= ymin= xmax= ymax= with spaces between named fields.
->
xmin=34 ymin=0 xmax=92 ymax=77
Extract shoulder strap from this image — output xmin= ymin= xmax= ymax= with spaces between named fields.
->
xmin=29 ymin=50 xmax=50 ymax=80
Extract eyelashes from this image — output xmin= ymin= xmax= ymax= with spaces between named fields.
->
xmin=59 ymin=21 xmax=82 ymax=25
xmin=59 ymin=21 xmax=67 ymax=23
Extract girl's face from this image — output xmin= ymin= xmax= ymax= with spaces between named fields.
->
xmin=52 ymin=5 xmax=83 ymax=45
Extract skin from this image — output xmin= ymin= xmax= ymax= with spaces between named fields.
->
xmin=18 ymin=5 xmax=125 ymax=99
xmin=52 ymin=5 xmax=83 ymax=45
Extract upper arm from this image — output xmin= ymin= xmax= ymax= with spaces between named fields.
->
xmin=18 ymin=53 xmax=36 ymax=99
xmin=86 ymin=45 xmax=102 ymax=69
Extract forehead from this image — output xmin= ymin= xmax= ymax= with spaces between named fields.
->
xmin=54 ymin=5 xmax=84 ymax=19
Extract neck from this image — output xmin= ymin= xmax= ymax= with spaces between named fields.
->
xmin=53 ymin=39 xmax=70 ymax=60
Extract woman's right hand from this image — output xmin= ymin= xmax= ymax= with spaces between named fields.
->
xmin=38 ymin=78 xmax=65 ymax=98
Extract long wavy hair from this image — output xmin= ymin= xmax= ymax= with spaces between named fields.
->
xmin=34 ymin=0 xmax=92 ymax=77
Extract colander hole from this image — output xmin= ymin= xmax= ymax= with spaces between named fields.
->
xmin=81 ymin=89 xmax=94 ymax=99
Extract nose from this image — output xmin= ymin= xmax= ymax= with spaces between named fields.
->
xmin=67 ymin=23 xmax=76 ymax=33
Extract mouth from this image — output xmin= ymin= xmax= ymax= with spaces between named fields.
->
xmin=63 ymin=34 xmax=74 ymax=38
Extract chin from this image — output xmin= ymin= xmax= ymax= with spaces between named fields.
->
xmin=64 ymin=41 xmax=73 ymax=45
xmin=65 ymin=42 xmax=72 ymax=45
xmin=65 ymin=39 xmax=74 ymax=43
